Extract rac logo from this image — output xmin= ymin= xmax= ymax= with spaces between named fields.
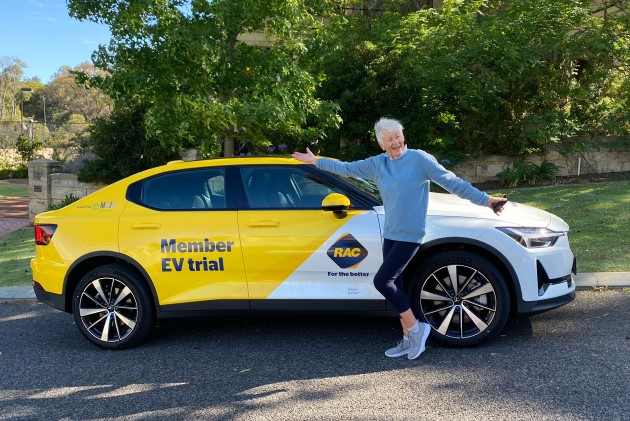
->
xmin=327 ymin=233 xmax=368 ymax=269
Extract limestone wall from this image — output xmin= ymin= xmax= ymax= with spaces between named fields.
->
xmin=453 ymin=144 xmax=630 ymax=183
xmin=27 ymin=159 xmax=104 ymax=221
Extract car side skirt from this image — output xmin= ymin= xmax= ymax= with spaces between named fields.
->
xmin=157 ymin=299 xmax=392 ymax=318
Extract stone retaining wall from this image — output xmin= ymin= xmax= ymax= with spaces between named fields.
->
xmin=27 ymin=159 xmax=105 ymax=221
xmin=452 ymin=143 xmax=630 ymax=183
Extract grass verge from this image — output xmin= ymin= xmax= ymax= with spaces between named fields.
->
xmin=0 ymin=227 xmax=35 ymax=286
xmin=488 ymin=179 xmax=630 ymax=273
xmin=0 ymin=179 xmax=29 ymax=198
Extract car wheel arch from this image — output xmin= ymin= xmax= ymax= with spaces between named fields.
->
xmin=63 ymin=252 xmax=159 ymax=314
xmin=404 ymin=238 xmax=521 ymax=315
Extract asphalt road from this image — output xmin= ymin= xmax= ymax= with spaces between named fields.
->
xmin=1 ymin=291 xmax=629 ymax=421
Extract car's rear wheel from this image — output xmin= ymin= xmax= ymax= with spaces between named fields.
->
xmin=72 ymin=264 xmax=155 ymax=350
xmin=410 ymin=250 xmax=510 ymax=347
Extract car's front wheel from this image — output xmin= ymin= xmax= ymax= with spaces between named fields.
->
xmin=410 ymin=250 xmax=510 ymax=347
xmin=72 ymin=264 xmax=155 ymax=350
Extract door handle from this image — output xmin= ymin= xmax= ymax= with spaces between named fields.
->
xmin=131 ymin=223 xmax=161 ymax=230
xmin=248 ymin=220 xmax=280 ymax=228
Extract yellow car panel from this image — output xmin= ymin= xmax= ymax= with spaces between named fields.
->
xmin=119 ymin=199 xmax=247 ymax=306
xmin=239 ymin=209 xmax=366 ymax=299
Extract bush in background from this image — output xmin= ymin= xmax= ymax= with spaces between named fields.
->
xmin=496 ymin=160 xmax=559 ymax=187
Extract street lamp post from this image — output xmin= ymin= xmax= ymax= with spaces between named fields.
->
xmin=19 ymin=87 xmax=33 ymax=134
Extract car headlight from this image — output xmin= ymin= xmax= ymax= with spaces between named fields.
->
xmin=497 ymin=227 xmax=566 ymax=248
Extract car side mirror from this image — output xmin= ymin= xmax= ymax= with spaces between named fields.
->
xmin=321 ymin=193 xmax=351 ymax=218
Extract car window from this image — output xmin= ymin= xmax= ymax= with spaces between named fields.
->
xmin=142 ymin=168 xmax=226 ymax=210
xmin=241 ymin=167 xmax=342 ymax=210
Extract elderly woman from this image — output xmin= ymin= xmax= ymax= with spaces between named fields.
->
xmin=292 ymin=117 xmax=506 ymax=360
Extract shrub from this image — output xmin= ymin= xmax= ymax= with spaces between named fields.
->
xmin=0 ymin=165 xmax=28 ymax=180
xmin=496 ymin=160 xmax=560 ymax=187
xmin=47 ymin=194 xmax=81 ymax=211
xmin=78 ymin=104 xmax=180 ymax=184
xmin=15 ymin=135 xmax=42 ymax=164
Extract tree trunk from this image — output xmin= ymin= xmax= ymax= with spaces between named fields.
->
xmin=224 ymin=136 xmax=235 ymax=157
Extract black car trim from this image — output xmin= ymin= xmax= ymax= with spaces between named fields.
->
xmin=160 ymin=299 xmax=250 ymax=313
xmin=158 ymin=298 xmax=392 ymax=318
xmin=250 ymin=298 xmax=387 ymax=312
xmin=33 ymin=282 xmax=65 ymax=311
xmin=517 ymin=290 xmax=576 ymax=314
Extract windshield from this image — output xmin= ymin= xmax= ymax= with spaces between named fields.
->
xmin=338 ymin=175 xmax=382 ymax=204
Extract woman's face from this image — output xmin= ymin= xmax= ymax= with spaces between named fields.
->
xmin=380 ymin=129 xmax=405 ymax=159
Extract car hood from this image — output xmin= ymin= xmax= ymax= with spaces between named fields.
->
xmin=423 ymin=193 xmax=568 ymax=230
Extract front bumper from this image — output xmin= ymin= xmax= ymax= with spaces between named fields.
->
xmin=517 ymin=281 xmax=576 ymax=314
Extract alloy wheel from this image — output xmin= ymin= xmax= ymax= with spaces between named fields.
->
xmin=78 ymin=276 xmax=139 ymax=343
xmin=419 ymin=263 xmax=498 ymax=340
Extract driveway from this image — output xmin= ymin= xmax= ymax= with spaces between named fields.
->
xmin=0 ymin=179 xmax=30 ymax=236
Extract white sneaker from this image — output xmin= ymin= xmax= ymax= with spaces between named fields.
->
xmin=385 ymin=337 xmax=411 ymax=358
xmin=407 ymin=322 xmax=431 ymax=360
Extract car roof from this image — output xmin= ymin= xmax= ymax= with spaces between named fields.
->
xmin=125 ymin=156 xmax=307 ymax=183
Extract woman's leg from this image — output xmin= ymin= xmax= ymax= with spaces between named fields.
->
xmin=374 ymin=239 xmax=420 ymax=334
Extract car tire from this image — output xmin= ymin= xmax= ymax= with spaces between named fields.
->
xmin=410 ymin=250 xmax=510 ymax=347
xmin=72 ymin=264 xmax=155 ymax=350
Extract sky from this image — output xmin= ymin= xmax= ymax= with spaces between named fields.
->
xmin=0 ymin=0 xmax=111 ymax=83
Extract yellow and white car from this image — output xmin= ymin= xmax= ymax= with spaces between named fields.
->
xmin=32 ymin=157 xmax=576 ymax=349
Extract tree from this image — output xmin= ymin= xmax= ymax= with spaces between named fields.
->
xmin=68 ymin=0 xmax=340 ymax=158
xmin=34 ymin=63 xmax=112 ymax=124
xmin=78 ymin=103 xmax=180 ymax=184
xmin=313 ymin=0 xmax=630 ymax=161
xmin=0 ymin=57 xmax=26 ymax=121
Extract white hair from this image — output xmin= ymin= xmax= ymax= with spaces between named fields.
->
xmin=374 ymin=117 xmax=404 ymax=145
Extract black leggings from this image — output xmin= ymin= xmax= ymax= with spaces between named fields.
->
xmin=373 ymin=239 xmax=420 ymax=313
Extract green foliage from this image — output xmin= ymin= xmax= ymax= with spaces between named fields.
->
xmin=0 ymin=227 xmax=35 ymax=287
xmin=78 ymin=104 xmax=181 ymax=184
xmin=312 ymin=0 xmax=630 ymax=160
xmin=15 ymin=135 xmax=41 ymax=163
xmin=496 ymin=160 xmax=559 ymax=187
xmin=47 ymin=194 xmax=82 ymax=211
xmin=68 ymin=0 xmax=340 ymax=159
xmin=0 ymin=165 xmax=28 ymax=180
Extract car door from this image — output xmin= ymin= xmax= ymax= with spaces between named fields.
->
xmin=237 ymin=166 xmax=384 ymax=311
xmin=119 ymin=167 xmax=248 ymax=309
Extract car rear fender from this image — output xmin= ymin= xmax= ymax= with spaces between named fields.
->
xmin=63 ymin=252 xmax=159 ymax=314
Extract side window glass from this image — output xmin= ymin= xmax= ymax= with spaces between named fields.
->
xmin=293 ymin=174 xmax=337 ymax=207
xmin=240 ymin=167 xmax=340 ymax=210
xmin=192 ymin=172 xmax=226 ymax=209
xmin=142 ymin=169 xmax=226 ymax=210
xmin=241 ymin=168 xmax=273 ymax=209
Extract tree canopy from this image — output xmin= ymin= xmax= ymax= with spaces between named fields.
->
xmin=68 ymin=0 xmax=341 ymax=158
xmin=313 ymin=0 xmax=630 ymax=161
